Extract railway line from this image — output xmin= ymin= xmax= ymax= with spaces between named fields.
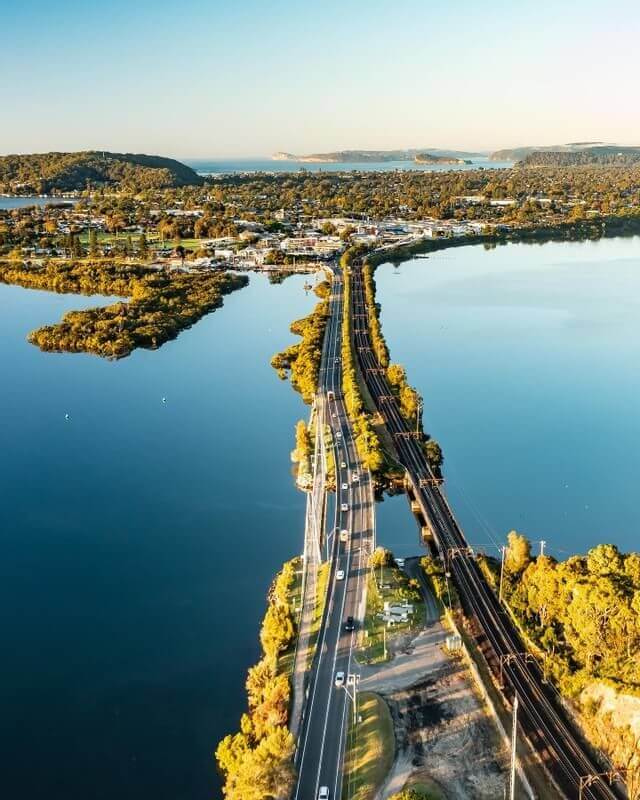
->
xmin=348 ymin=264 xmax=624 ymax=800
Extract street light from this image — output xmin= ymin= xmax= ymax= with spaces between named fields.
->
xmin=345 ymin=673 xmax=361 ymax=724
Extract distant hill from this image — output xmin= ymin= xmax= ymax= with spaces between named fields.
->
xmin=272 ymin=148 xmax=484 ymax=164
xmin=522 ymin=147 xmax=640 ymax=167
xmin=489 ymin=142 xmax=610 ymax=162
xmin=0 ymin=151 xmax=204 ymax=194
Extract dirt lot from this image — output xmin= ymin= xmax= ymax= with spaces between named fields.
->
xmin=379 ymin=660 xmax=509 ymax=799
xmin=359 ymin=558 xmax=510 ymax=799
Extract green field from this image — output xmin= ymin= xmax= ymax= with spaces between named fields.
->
xmin=359 ymin=563 xmax=424 ymax=664
xmin=342 ymin=692 xmax=395 ymax=800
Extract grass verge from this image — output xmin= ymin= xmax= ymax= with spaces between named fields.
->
xmin=342 ymin=692 xmax=395 ymax=800
xmin=307 ymin=562 xmax=330 ymax=668
xmin=277 ymin=556 xmax=304 ymax=678
xmin=358 ymin=563 xmax=424 ymax=665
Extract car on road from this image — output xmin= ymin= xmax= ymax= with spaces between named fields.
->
xmin=340 ymin=529 xmax=349 ymax=542
xmin=334 ymin=671 xmax=345 ymax=688
xmin=344 ymin=616 xmax=355 ymax=632
xmin=341 ymin=482 xmax=348 ymax=490
xmin=334 ymin=357 xmax=340 ymax=363
xmin=340 ymin=503 xmax=348 ymax=512
xmin=319 ymin=788 xmax=330 ymax=800
xmin=336 ymin=431 xmax=342 ymax=439
xmin=352 ymin=472 xmax=359 ymax=482
xmin=336 ymin=569 xmax=345 ymax=581
xmin=396 ymin=558 xmax=405 ymax=568
xmin=340 ymin=461 xmax=347 ymax=469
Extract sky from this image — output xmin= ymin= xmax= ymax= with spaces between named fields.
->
xmin=1 ymin=0 xmax=639 ymax=159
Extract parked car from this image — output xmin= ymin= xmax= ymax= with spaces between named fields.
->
xmin=352 ymin=472 xmax=359 ymax=482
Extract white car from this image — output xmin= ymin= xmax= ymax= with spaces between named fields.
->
xmin=352 ymin=472 xmax=359 ymax=482
xmin=336 ymin=569 xmax=345 ymax=581
xmin=336 ymin=431 xmax=342 ymax=439
xmin=340 ymin=461 xmax=347 ymax=469
xmin=319 ymin=788 xmax=330 ymax=800
xmin=340 ymin=529 xmax=349 ymax=542
xmin=334 ymin=672 xmax=345 ymax=688
xmin=396 ymin=558 xmax=405 ymax=568
xmin=341 ymin=503 xmax=349 ymax=512
xmin=341 ymin=482 xmax=348 ymax=491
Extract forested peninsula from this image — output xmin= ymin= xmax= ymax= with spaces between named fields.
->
xmin=0 ymin=151 xmax=204 ymax=193
xmin=0 ymin=260 xmax=247 ymax=358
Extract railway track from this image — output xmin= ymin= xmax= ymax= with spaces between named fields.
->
xmin=349 ymin=264 xmax=624 ymax=800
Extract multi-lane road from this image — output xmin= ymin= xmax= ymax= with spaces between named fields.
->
xmin=293 ymin=270 xmax=375 ymax=800
xmin=349 ymin=264 xmax=623 ymax=800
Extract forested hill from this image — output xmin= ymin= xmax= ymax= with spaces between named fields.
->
xmin=0 ymin=151 xmax=205 ymax=193
xmin=521 ymin=147 xmax=640 ymax=167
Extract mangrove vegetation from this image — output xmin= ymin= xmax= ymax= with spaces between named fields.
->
xmin=0 ymin=259 xmax=247 ymax=359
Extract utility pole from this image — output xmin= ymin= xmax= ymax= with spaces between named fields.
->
xmin=499 ymin=545 xmax=506 ymax=604
xmin=510 ymin=693 xmax=519 ymax=800
xmin=416 ymin=398 xmax=423 ymax=436
xmin=347 ymin=674 xmax=360 ymax=725
xmin=445 ymin=570 xmax=452 ymax=611
xmin=383 ymin=624 xmax=387 ymax=660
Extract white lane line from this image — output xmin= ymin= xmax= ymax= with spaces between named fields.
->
xmin=295 ymin=283 xmax=349 ymax=799
xmin=294 ymin=290 xmax=341 ymax=796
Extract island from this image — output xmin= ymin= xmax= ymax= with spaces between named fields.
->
xmin=272 ymin=147 xmax=482 ymax=163
xmin=414 ymin=152 xmax=472 ymax=165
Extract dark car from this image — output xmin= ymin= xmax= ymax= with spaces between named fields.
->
xmin=344 ymin=616 xmax=355 ymax=632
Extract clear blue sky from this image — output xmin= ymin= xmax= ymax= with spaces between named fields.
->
xmin=1 ymin=0 xmax=638 ymax=158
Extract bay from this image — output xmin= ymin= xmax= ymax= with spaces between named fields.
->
xmin=183 ymin=156 xmax=513 ymax=175
xmin=374 ymin=236 xmax=640 ymax=559
xmin=0 ymin=274 xmax=319 ymax=799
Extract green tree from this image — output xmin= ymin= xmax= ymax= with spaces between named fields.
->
xmin=88 ymin=228 xmax=98 ymax=257
xmin=587 ymin=544 xmax=624 ymax=576
xmin=138 ymin=232 xmax=149 ymax=259
xmin=369 ymin=547 xmax=393 ymax=569
xmin=505 ymin=530 xmax=531 ymax=574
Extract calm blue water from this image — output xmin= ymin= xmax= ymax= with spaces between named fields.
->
xmin=3 ymin=237 xmax=637 ymax=800
xmin=0 ymin=196 xmax=74 ymax=210
xmin=184 ymin=157 xmax=513 ymax=175
xmin=375 ymin=236 xmax=640 ymax=560
xmin=0 ymin=276 xmax=320 ymax=800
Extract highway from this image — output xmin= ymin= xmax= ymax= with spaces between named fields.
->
xmin=349 ymin=264 xmax=624 ymax=800
xmin=293 ymin=270 xmax=375 ymax=800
